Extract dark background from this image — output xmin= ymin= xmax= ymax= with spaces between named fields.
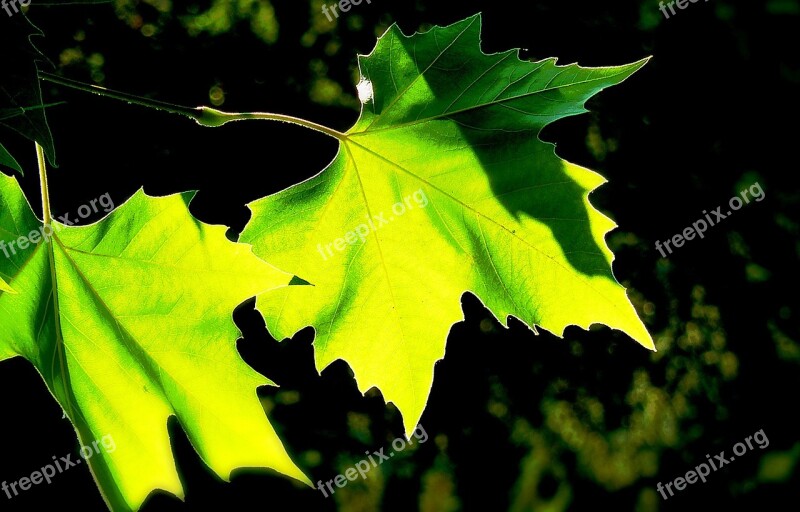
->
xmin=0 ymin=0 xmax=798 ymax=510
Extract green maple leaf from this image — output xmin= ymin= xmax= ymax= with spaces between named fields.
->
xmin=0 ymin=173 xmax=309 ymax=511
xmin=241 ymin=14 xmax=653 ymax=435
xmin=0 ymin=142 xmax=23 ymax=175
xmin=0 ymin=14 xmax=57 ymax=165
xmin=0 ymin=103 xmax=65 ymax=176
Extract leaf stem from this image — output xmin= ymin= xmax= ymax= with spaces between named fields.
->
xmin=39 ymin=72 xmax=347 ymax=141
xmin=36 ymin=142 xmax=51 ymax=224
xmin=195 ymin=108 xmax=347 ymax=140
xmin=36 ymin=141 xmax=75 ymax=421
xmin=36 ymin=142 xmax=75 ymax=421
